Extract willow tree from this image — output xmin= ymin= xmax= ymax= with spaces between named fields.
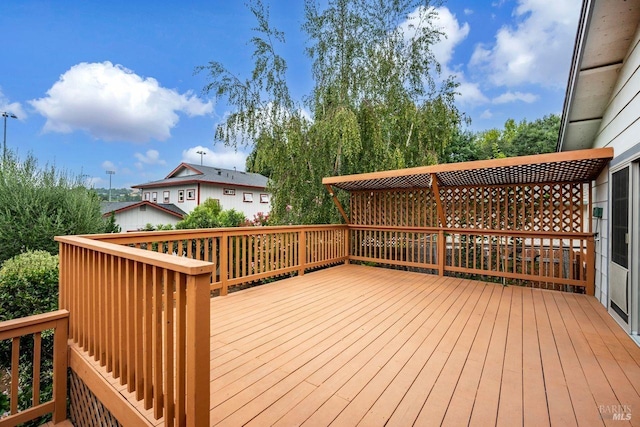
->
xmin=200 ymin=0 xmax=463 ymax=224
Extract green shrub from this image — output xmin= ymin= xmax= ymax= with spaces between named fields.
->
xmin=0 ymin=151 xmax=107 ymax=264
xmin=176 ymin=198 xmax=247 ymax=229
xmin=0 ymin=250 xmax=59 ymax=425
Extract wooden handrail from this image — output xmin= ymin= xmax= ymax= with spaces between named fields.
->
xmin=348 ymin=225 xmax=595 ymax=294
xmin=56 ymin=224 xmax=349 ymax=426
xmin=0 ymin=310 xmax=68 ymax=426
xmin=57 ymin=238 xmax=213 ymax=426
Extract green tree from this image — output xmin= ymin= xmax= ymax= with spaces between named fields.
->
xmin=201 ymin=0 xmax=462 ymax=225
xmin=175 ymin=198 xmax=247 ymax=229
xmin=105 ymin=212 xmax=121 ymax=233
xmin=0 ymin=151 xmax=106 ymax=264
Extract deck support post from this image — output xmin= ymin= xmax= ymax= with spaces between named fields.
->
xmin=586 ymin=235 xmax=595 ymax=296
xmin=186 ymin=273 xmax=211 ymax=427
xmin=52 ymin=314 xmax=69 ymax=423
xmin=344 ymin=226 xmax=350 ymax=264
xmin=298 ymin=230 xmax=306 ymax=276
xmin=220 ymin=235 xmax=228 ymax=296
xmin=438 ymin=230 xmax=446 ymax=276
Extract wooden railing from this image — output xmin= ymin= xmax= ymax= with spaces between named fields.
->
xmin=349 ymin=226 xmax=595 ymax=294
xmin=0 ymin=310 xmax=68 ymax=426
xmin=87 ymin=225 xmax=348 ymax=295
xmin=56 ymin=236 xmax=213 ymax=427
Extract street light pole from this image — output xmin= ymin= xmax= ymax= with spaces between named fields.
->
xmin=196 ymin=150 xmax=206 ymax=166
xmin=106 ymin=170 xmax=115 ymax=201
xmin=2 ymin=112 xmax=18 ymax=161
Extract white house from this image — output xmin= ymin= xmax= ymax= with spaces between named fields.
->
xmin=132 ymin=163 xmax=271 ymax=220
xmin=558 ymin=0 xmax=640 ymax=341
xmin=101 ymin=201 xmax=186 ymax=232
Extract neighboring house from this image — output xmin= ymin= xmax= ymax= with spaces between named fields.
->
xmin=558 ymin=0 xmax=640 ymax=341
xmin=132 ymin=164 xmax=271 ymax=220
xmin=101 ymin=201 xmax=186 ymax=232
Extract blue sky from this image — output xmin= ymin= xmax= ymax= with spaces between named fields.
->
xmin=0 ymin=0 xmax=581 ymax=189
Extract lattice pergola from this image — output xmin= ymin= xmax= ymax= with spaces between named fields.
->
xmin=323 ymin=148 xmax=613 ymax=233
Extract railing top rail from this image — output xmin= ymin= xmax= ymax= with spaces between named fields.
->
xmin=349 ymin=224 xmax=595 ymax=239
xmin=55 ymin=235 xmax=214 ymax=275
xmin=0 ymin=309 xmax=69 ymax=334
xmin=80 ymin=223 xmax=348 ymax=243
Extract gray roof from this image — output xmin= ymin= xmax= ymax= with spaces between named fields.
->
xmin=132 ymin=163 xmax=268 ymax=190
xmin=558 ymin=0 xmax=640 ymax=151
xmin=101 ymin=201 xmax=186 ymax=217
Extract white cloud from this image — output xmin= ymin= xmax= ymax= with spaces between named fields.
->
xmin=469 ymin=0 xmax=580 ymax=88
xmin=456 ymin=81 xmax=489 ymax=106
xmin=0 ymin=88 xmax=26 ymax=119
xmin=101 ymin=160 xmax=117 ymax=171
xmin=134 ymin=149 xmax=166 ymax=166
xmin=431 ymin=7 xmax=470 ymax=73
xmin=400 ymin=7 xmax=470 ymax=75
xmin=464 ymin=8 xmax=473 ymax=15
xmin=492 ymin=91 xmax=538 ymax=104
xmin=480 ymin=109 xmax=494 ymax=119
xmin=182 ymin=145 xmax=248 ymax=171
xmin=29 ymin=61 xmax=213 ymax=142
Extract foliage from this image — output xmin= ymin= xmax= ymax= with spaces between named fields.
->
xmin=441 ymin=114 xmax=560 ymax=163
xmin=105 ymin=212 xmax=121 ymax=233
xmin=0 ymin=151 xmax=107 ymax=264
xmin=200 ymin=0 xmax=463 ymax=225
xmin=176 ymin=198 xmax=247 ymax=229
xmin=0 ymin=251 xmax=59 ymax=322
xmin=0 ymin=250 xmax=59 ymax=425
xmin=139 ymin=223 xmax=174 ymax=232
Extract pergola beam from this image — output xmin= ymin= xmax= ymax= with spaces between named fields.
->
xmin=430 ymin=173 xmax=446 ymax=228
xmin=324 ymin=184 xmax=350 ymax=224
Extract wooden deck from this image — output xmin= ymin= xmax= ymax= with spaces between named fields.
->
xmin=84 ymin=264 xmax=640 ymax=426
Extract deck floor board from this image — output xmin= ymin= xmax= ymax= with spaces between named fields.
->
xmin=76 ymin=264 xmax=640 ymax=426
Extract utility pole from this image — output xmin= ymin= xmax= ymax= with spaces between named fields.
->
xmin=2 ymin=112 xmax=18 ymax=161
xmin=106 ymin=170 xmax=115 ymax=201
xmin=196 ymin=150 xmax=206 ymax=166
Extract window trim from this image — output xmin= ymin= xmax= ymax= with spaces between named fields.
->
xmin=144 ymin=192 xmax=150 ymax=201
xmin=163 ymin=190 xmax=170 ymax=203
xmin=224 ymin=188 xmax=236 ymax=196
xmin=186 ymin=188 xmax=196 ymax=200
xmin=243 ymin=192 xmax=254 ymax=203
xmin=151 ymin=192 xmax=158 ymax=203
xmin=178 ymin=190 xmax=185 ymax=203
xmin=260 ymin=194 xmax=269 ymax=204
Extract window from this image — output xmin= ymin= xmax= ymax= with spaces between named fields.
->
xmin=178 ymin=190 xmax=185 ymax=203
xmin=186 ymin=189 xmax=196 ymax=200
xmin=260 ymin=194 xmax=269 ymax=203
xmin=612 ymin=167 xmax=629 ymax=268
xmin=163 ymin=191 xmax=170 ymax=203
xmin=243 ymin=192 xmax=253 ymax=203
xmin=144 ymin=192 xmax=150 ymax=201
xmin=224 ymin=188 xmax=236 ymax=196
xmin=140 ymin=205 xmax=146 ymax=212
xmin=152 ymin=192 xmax=157 ymax=203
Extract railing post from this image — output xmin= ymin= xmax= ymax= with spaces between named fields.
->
xmin=186 ymin=273 xmax=211 ymax=427
xmin=298 ymin=230 xmax=306 ymax=276
xmin=586 ymin=235 xmax=595 ymax=296
xmin=344 ymin=226 xmax=350 ymax=265
xmin=220 ymin=234 xmax=229 ymax=296
xmin=52 ymin=314 xmax=69 ymax=423
xmin=438 ymin=230 xmax=445 ymax=276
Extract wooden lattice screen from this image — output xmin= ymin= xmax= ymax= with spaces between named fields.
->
xmin=350 ymin=181 xmax=589 ymax=233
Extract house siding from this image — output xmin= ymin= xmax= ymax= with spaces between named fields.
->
xmin=200 ymin=185 xmax=271 ymax=221
xmin=114 ymin=208 xmax=182 ymax=232
xmin=591 ymin=20 xmax=640 ymax=310
xmin=139 ymin=183 xmax=271 ymax=221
